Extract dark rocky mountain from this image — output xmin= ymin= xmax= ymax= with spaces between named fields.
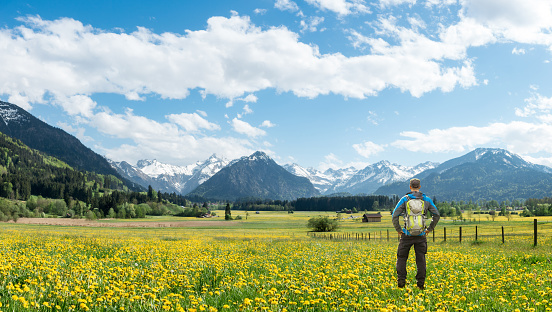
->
xmin=374 ymin=148 xmax=552 ymax=202
xmin=0 ymin=101 xmax=142 ymax=191
xmin=187 ymin=151 xmax=320 ymax=201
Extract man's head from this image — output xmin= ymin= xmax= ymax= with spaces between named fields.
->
xmin=410 ymin=178 xmax=421 ymax=191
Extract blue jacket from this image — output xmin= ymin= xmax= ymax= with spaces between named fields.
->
xmin=392 ymin=191 xmax=440 ymax=236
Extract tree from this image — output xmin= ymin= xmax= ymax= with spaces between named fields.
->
xmin=489 ymin=210 xmax=497 ymax=221
xmin=307 ymin=216 xmax=339 ymax=232
xmin=147 ymin=185 xmax=154 ymax=201
xmin=372 ymin=201 xmax=379 ymax=210
xmin=225 ymin=203 xmax=232 ymax=220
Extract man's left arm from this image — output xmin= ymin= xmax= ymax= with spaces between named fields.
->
xmin=423 ymin=195 xmax=440 ymax=232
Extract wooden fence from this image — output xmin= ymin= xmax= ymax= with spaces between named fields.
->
xmin=308 ymin=219 xmax=543 ymax=246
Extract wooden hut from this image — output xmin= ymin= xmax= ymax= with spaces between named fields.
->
xmin=362 ymin=213 xmax=382 ymax=222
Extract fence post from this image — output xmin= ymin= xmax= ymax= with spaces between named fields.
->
xmin=475 ymin=226 xmax=478 ymax=241
xmin=432 ymin=229 xmax=435 ymax=242
xmin=502 ymin=226 xmax=504 ymax=244
xmin=534 ymin=219 xmax=537 ymax=247
xmin=369 ymin=233 xmax=371 ymax=241
xmin=444 ymin=227 xmax=446 ymax=242
xmin=459 ymin=227 xmax=462 ymax=243
xmin=387 ymin=229 xmax=389 ymax=241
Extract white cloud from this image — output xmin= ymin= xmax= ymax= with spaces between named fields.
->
xmin=242 ymin=94 xmax=258 ymax=103
xmin=460 ymin=0 xmax=552 ymax=46
xmin=379 ymin=0 xmax=416 ymax=8
xmin=237 ymin=104 xmax=254 ymax=118
xmin=196 ymin=110 xmax=208 ymax=117
xmin=89 ymin=109 xmax=252 ymax=165
xmin=319 ymin=153 xmax=344 ymax=171
xmin=243 ymin=104 xmax=253 ymax=115
xmin=275 ymin=0 xmax=300 ymax=12
xmin=166 ymin=113 xmax=221 ymax=132
xmin=305 ymin=0 xmax=370 ymax=15
xmin=521 ymin=155 xmax=552 ymax=168
xmin=300 ymin=16 xmax=325 ymax=33
xmin=512 ymin=47 xmax=526 ymax=55
xmin=353 ymin=141 xmax=385 ymax=158
xmin=391 ymin=121 xmax=552 ymax=156
xmin=0 ymin=14 xmax=490 ymax=117
xmin=53 ymin=94 xmax=97 ymax=118
xmin=231 ymin=118 xmax=267 ymax=138
xmin=424 ymin=0 xmax=457 ymax=8
xmin=254 ymin=8 xmax=267 ymax=15
xmin=366 ymin=111 xmax=379 ymax=125
xmin=515 ymin=92 xmax=552 ymax=118
xmin=260 ymin=120 xmax=276 ymax=128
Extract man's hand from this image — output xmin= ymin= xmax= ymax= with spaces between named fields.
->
xmin=424 ymin=229 xmax=430 ymax=235
xmin=397 ymin=230 xmax=404 ymax=236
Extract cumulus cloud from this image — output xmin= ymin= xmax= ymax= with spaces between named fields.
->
xmin=379 ymin=0 xmax=416 ymax=8
xmin=305 ymin=0 xmax=370 ymax=15
xmin=260 ymin=120 xmax=276 ymax=128
xmin=515 ymin=93 xmax=552 ymax=117
xmin=231 ymin=118 xmax=267 ymax=138
xmin=0 ymin=13 xmax=489 ymax=116
xmin=353 ymin=141 xmax=385 ymax=158
xmin=460 ymin=0 xmax=552 ymax=46
xmin=391 ymin=121 xmax=552 ymax=156
xmin=166 ymin=113 xmax=221 ymax=132
xmin=275 ymin=0 xmax=300 ymax=12
xmin=89 ymin=109 xmax=252 ymax=165
xmin=512 ymin=47 xmax=526 ymax=55
xmin=300 ymin=16 xmax=325 ymax=33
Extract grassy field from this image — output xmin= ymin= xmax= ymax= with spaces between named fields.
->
xmin=0 ymin=212 xmax=551 ymax=311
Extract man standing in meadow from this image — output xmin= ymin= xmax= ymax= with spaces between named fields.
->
xmin=392 ymin=178 xmax=440 ymax=290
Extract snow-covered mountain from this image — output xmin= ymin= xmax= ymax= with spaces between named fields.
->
xmin=285 ymin=160 xmax=439 ymax=195
xmin=375 ymin=148 xmax=552 ymax=201
xmin=187 ymin=151 xmax=319 ymax=201
xmin=327 ymin=160 xmax=438 ymax=195
xmin=136 ymin=159 xmax=193 ymax=178
xmin=283 ymin=164 xmax=357 ymax=193
xmin=110 ymin=154 xmax=229 ymax=194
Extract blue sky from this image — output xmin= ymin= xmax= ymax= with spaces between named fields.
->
xmin=1 ymin=0 xmax=552 ymax=171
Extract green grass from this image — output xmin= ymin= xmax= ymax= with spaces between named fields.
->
xmin=0 ymin=213 xmax=550 ymax=311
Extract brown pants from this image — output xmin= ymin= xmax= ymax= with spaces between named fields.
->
xmin=396 ymin=234 xmax=427 ymax=284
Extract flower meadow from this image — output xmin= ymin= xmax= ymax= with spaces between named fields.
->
xmin=0 ymin=224 xmax=551 ymax=312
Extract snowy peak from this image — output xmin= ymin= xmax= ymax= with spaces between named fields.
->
xmin=111 ymin=154 xmax=230 ymax=194
xmin=283 ymin=163 xmax=347 ymax=193
xmin=136 ymin=159 xmax=193 ymax=178
xmin=245 ymin=151 xmax=271 ymax=162
xmin=325 ymin=160 xmax=439 ymax=195
xmin=189 ymin=154 xmax=230 ymax=185
xmin=0 ymin=102 xmax=30 ymax=126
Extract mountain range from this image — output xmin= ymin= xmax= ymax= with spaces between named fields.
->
xmin=186 ymin=151 xmax=319 ymax=201
xmin=110 ymin=154 xmax=229 ymax=195
xmin=2 ymin=100 xmax=552 ymax=202
xmin=375 ymin=148 xmax=552 ymax=202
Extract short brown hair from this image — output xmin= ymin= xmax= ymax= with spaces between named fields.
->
xmin=410 ymin=178 xmax=420 ymax=189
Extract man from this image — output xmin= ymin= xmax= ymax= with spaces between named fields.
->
xmin=392 ymin=178 xmax=440 ymax=290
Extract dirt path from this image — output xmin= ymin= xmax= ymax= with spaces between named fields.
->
xmin=12 ymin=218 xmax=238 ymax=228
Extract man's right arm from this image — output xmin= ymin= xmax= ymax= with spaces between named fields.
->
xmin=392 ymin=196 xmax=407 ymax=233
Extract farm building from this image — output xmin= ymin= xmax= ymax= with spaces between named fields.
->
xmin=362 ymin=213 xmax=382 ymax=222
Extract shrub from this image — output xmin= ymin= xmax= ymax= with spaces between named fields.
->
xmin=85 ymin=210 xmax=96 ymax=221
xmin=307 ymin=216 xmax=339 ymax=232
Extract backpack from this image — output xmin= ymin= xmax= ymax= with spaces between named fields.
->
xmin=404 ymin=197 xmax=427 ymax=236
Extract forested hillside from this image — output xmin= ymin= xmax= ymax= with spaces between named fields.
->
xmin=0 ymin=131 xmax=127 ymax=201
